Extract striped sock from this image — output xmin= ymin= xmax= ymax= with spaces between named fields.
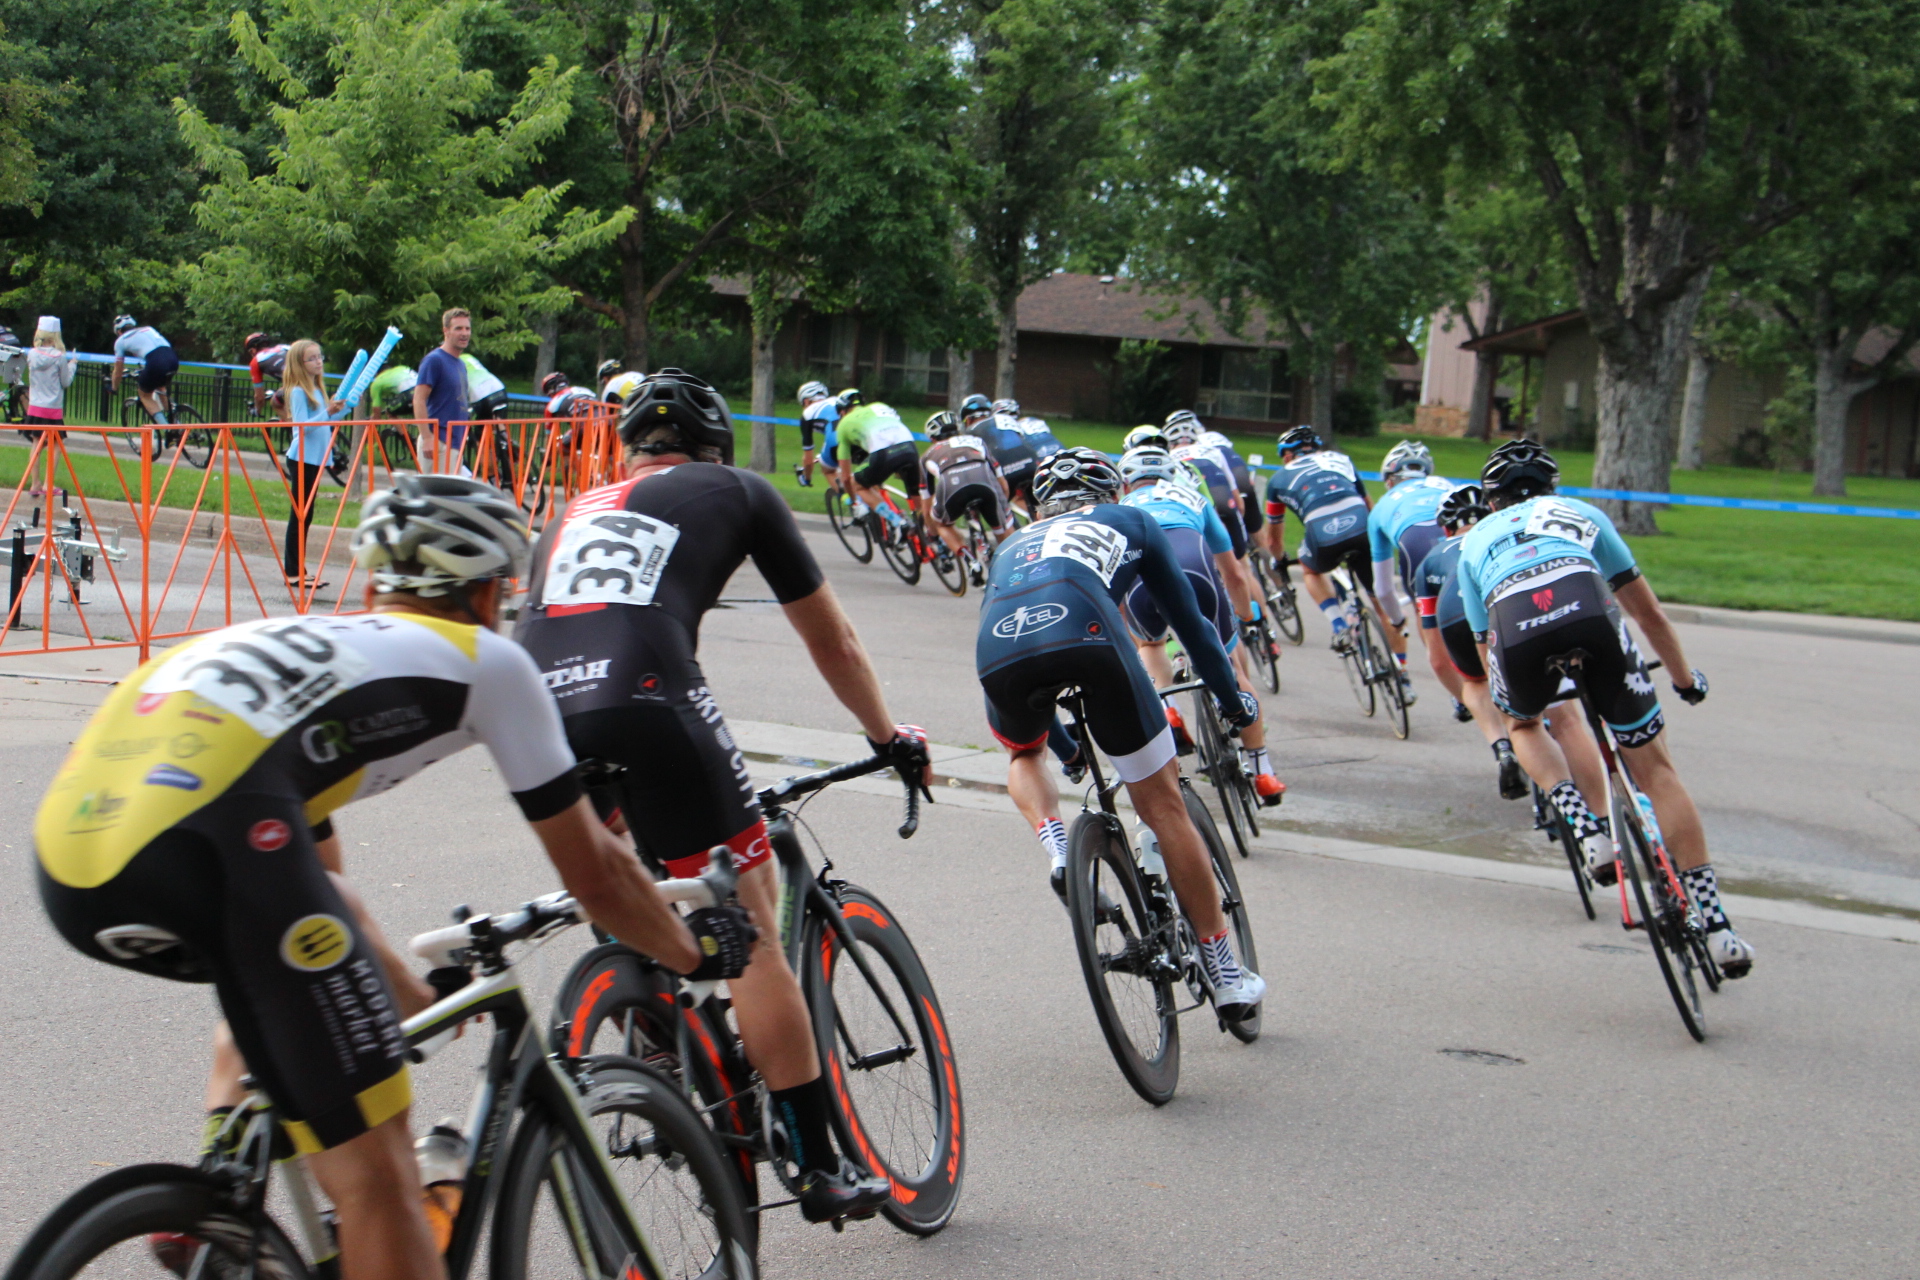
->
xmin=1681 ymin=864 xmax=1730 ymax=931
xmin=1199 ymin=929 xmax=1242 ymax=989
xmin=1036 ymin=817 xmax=1068 ymax=866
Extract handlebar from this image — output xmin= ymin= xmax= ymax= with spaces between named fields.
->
xmin=756 ymin=751 xmax=932 ymax=840
xmin=1156 ymin=679 xmax=1208 ymax=701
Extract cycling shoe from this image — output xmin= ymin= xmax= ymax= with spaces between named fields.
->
xmin=1493 ymin=740 xmax=1527 ymax=800
xmin=1254 ymin=773 xmax=1286 ymax=806
xmin=798 ymin=1157 xmax=892 ymax=1224
xmin=1452 ymin=697 xmax=1474 ymax=723
xmin=1709 ymin=929 xmax=1754 ymax=979
xmin=1211 ymin=970 xmax=1266 ymax=1023
xmin=1583 ymin=831 xmax=1618 ymax=887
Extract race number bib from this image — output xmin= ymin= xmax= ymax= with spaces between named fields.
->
xmin=1523 ymin=500 xmax=1600 ymax=550
xmin=143 ymin=619 xmax=370 ymax=737
xmin=1037 ymin=518 xmax=1127 ymax=585
xmin=1309 ymin=453 xmax=1357 ymax=481
xmin=1149 ymin=479 xmax=1207 ymax=513
xmin=542 ymin=510 xmax=682 ymax=608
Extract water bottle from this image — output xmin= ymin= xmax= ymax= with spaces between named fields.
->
xmin=1133 ymin=824 xmax=1166 ymax=881
xmin=1633 ymin=792 xmax=1667 ymax=858
xmin=415 ymin=1121 xmax=468 ymax=1252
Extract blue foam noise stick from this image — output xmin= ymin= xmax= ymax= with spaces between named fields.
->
xmin=336 ymin=348 xmax=369 ymax=401
xmin=341 ymin=326 xmax=403 ymax=411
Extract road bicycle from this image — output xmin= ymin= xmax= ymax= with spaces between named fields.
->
xmin=121 ymin=391 xmax=215 ymax=470
xmin=555 ymin=752 xmax=964 ymax=1246
xmin=1533 ymin=780 xmax=1597 ymax=920
xmin=1547 ymin=649 xmax=1721 ymax=1041
xmin=864 ymin=486 xmax=967 ymax=593
xmin=1327 ymin=566 xmax=1412 ymax=740
xmin=956 ymin=504 xmax=998 ymax=589
xmin=1248 ymin=549 xmax=1304 ymax=646
xmin=822 ymin=473 xmax=875 ymax=565
xmin=1239 ymin=603 xmax=1283 ymax=694
xmin=1168 ymin=646 xmax=1262 ymax=859
xmin=1054 ymin=683 xmax=1261 ymax=1105
xmin=3 ymin=865 xmax=757 ymax=1280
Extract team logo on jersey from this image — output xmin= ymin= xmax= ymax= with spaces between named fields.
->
xmin=248 ymin=819 xmax=292 ymax=852
xmin=95 ymin=737 xmax=159 ymax=761
xmin=67 ymin=789 xmax=127 ymax=833
xmin=637 ymin=672 xmax=663 ymax=698
xmin=168 ymin=732 xmax=209 ymax=759
xmin=302 ymin=722 xmax=353 ymax=764
xmin=143 ymin=764 xmax=201 ymax=791
xmin=992 ymin=602 xmax=1069 ymax=639
xmin=280 ymin=914 xmax=350 ymax=972
xmin=136 ymin=693 xmax=168 ymax=716
xmin=543 ymin=659 xmax=612 ymax=690
xmin=1532 ymin=588 xmax=1555 ymax=612
xmin=1322 ymin=514 xmax=1359 ymax=537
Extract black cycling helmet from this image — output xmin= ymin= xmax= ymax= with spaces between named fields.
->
xmin=959 ymin=393 xmax=993 ymax=424
xmin=925 ymin=410 xmax=961 ymax=440
xmin=619 ymin=368 xmax=734 ymax=465
xmin=540 ymin=371 xmax=570 ymax=396
xmin=1277 ymin=426 xmax=1322 ymax=455
xmin=1122 ymin=424 xmax=1169 ymax=453
xmin=243 ymin=332 xmax=274 ymax=354
xmin=596 ymin=359 xmax=622 ymax=383
xmin=1437 ymin=484 xmax=1490 ymax=534
xmin=1480 ymin=439 xmax=1559 ymax=502
xmin=1031 ymin=446 xmax=1123 ymax=511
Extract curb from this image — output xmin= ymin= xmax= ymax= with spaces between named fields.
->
xmin=1662 ymin=603 xmax=1920 ymax=647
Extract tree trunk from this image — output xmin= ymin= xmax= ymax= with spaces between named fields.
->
xmin=1466 ymin=349 xmax=1502 ymax=442
xmin=947 ymin=347 xmax=974 ymax=406
xmin=1810 ymin=342 xmax=1860 ymax=497
xmin=1590 ymin=276 xmax=1709 ymax=534
xmin=748 ymin=305 xmax=778 ymax=473
xmin=617 ymin=217 xmax=649 ymax=370
xmin=1675 ymin=345 xmax=1713 ymax=471
xmin=532 ymin=315 xmax=559 ymax=388
xmin=994 ymin=296 xmax=1019 ymax=401
xmin=1311 ymin=355 xmax=1335 ymax=435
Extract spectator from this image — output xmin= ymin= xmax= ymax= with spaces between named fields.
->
xmin=26 ymin=318 xmax=76 ymax=433
xmin=281 ymin=339 xmax=342 ymax=591
xmin=413 ymin=307 xmax=471 ymax=473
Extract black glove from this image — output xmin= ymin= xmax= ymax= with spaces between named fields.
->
xmin=1675 ymin=668 xmax=1708 ymax=705
xmin=684 ymin=905 xmax=758 ymax=981
xmin=1222 ymin=690 xmax=1260 ymax=731
xmin=869 ymin=723 xmax=931 ymax=783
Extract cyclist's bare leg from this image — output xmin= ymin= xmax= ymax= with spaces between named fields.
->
xmin=1006 ymin=745 xmax=1062 ymax=832
xmin=1364 ymin=590 xmax=1408 ymax=658
xmin=1122 ymin=759 xmax=1227 ymax=939
xmin=1454 ymin=676 xmax=1506 ymax=749
xmin=1545 ymin=701 xmax=1607 ymax=810
xmin=1417 ymin=628 xmax=1467 ymax=703
xmin=1506 ymin=714 xmax=1574 ymax=796
xmin=1298 ymin=567 xmax=1334 ymax=608
xmin=1137 ymin=639 xmax=1175 ymax=688
xmin=308 ymin=1110 xmax=447 ymax=1280
xmin=1618 ymin=733 xmax=1708 ymax=870
xmin=931 ymin=517 xmax=965 ymax=556
xmin=726 ymin=857 xmax=820 ymax=1089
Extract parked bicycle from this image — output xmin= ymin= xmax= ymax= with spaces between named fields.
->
xmin=1327 ymin=566 xmax=1412 ymax=740
xmin=555 ymin=751 xmax=964 ymax=1246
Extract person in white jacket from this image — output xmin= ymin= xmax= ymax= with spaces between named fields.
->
xmin=25 ymin=316 xmax=78 ymax=435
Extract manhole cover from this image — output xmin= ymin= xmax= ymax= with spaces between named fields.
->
xmin=1580 ymin=942 xmax=1644 ymax=955
xmin=1439 ymin=1048 xmax=1525 ymax=1066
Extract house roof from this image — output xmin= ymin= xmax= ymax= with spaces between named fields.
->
xmin=1458 ymin=310 xmax=1585 ymax=357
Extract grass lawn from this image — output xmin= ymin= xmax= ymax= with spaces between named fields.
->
xmin=747 ymin=403 xmax=1920 ymax=622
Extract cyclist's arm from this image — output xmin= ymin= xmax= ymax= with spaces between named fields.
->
xmin=1136 ymin=518 xmax=1238 ymax=706
xmin=532 ymin=799 xmax=702 ymax=974
xmin=1611 ymin=575 xmax=1697 ymax=690
xmin=1372 ymin=557 xmax=1405 ymax=625
xmin=1214 ymin=549 xmax=1252 ymax=617
xmin=784 ymin=584 xmax=896 ymax=744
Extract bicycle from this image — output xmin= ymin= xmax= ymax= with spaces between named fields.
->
xmin=1327 ymin=566 xmax=1411 ymax=740
xmin=822 ymin=473 xmax=875 ymax=565
xmin=121 ymin=389 xmax=214 ymax=470
xmin=4 ymin=864 xmax=758 ymax=1280
xmin=1054 ymin=682 xmax=1261 ymax=1105
xmin=1248 ymin=549 xmax=1305 ymax=646
xmin=1168 ymin=646 xmax=1261 ymax=859
xmin=1239 ymin=603 xmax=1283 ymax=695
xmin=1533 ymin=780 xmax=1596 ymax=920
xmin=555 ymin=751 xmax=964 ymax=1242
xmin=861 ymin=485 xmax=952 ymax=590
xmin=1547 ymin=649 xmax=1721 ymax=1041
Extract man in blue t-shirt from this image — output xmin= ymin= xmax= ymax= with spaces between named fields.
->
xmin=1457 ymin=440 xmax=1751 ymax=979
xmin=413 ymin=307 xmax=472 ymax=473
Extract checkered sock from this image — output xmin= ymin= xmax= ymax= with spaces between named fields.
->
xmin=1036 ymin=818 xmax=1068 ymax=868
xmin=1549 ymin=781 xmax=1604 ymax=840
xmin=1681 ymin=864 xmax=1730 ymax=932
xmin=1198 ymin=929 xmax=1242 ymax=989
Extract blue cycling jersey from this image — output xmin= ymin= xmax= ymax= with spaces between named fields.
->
xmin=1455 ymin=494 xmax=1637 ymax=633
xmin=1264 ymin=451 xmax=1367 ymax=523
xmin=1412 ymin=535 xmax=1469 ymax=631
xmin=1121 ymin=480 xmax=1232 ymax=554
xmin=801 ymin=400 xmax=840 ymax=456
xmin=1367 ymin=474 xmax=1455 ymax=563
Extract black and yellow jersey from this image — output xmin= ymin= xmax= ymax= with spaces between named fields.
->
xmin=36 ymin=612 xmax=580 ymax=889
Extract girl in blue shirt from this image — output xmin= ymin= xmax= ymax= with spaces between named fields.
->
xmin=281 ymin=340 xmax=342 ymax=589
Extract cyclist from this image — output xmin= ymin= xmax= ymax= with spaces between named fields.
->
xmin=461 ymin=352 xmax=510 ymax=420
xmin=541 ymin=371 xmax=598 ymax=419
xmin=1260 ymin=427 xmax=1404 ymax=662
xmin=960 ymin=392 xmax=1037 ymax=512
xmin=796 ymin=380 xmax=839 ymax=487
xmin=1365 ymin=440 xmax=1454 ymax=705
xmin=921 ymin=408 xmax=1011 ymax=563
xmin=33 ymin=475 xmax=756 ymax=1280
xmin=368 ymin=363 xmax=418 ymax=418
xmin=1119 ymin=446 xmax=1285 ymax=806
xmin=1458 ymin=440 xmax=1752 ymax=977
xmin=598 ymin=359 xmax=645 ymax=406
xmin=1165 ymin=413 xmax=1249 ymax=557
xmin=975 ymin=447 xmax=1266 ymax=1021
xmin=111 ymin=314 xmax=179 ymax=425
xmin=1174 ymin=409 xmax=1266 ymax=545
xmin=514 ymin=369 xmax=923 ymax=1222
xmin=244 ymin=332 xmax=291 ymax=418
xmin=1006 ymin=404 xmax=1065 ymax=461
xmin=834 ymin=389 xmax=924 ymax=528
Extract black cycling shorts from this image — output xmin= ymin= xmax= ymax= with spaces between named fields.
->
xmin=1440 ymin=616 xmax=1484 ymax=680
xmin=563 ymin=694 xmax=770 ymax=880
xmin=1215 ymin=502 xmax=1248 ymax=559
xmin=135 ymin=346 xmax=179 ymax=394
xmin=982 ymin=642 xmax=1175 ymax=785
xmin=1123 ymin=528 xmax=1237 ymax=654
xmin=932 ymin=480 xmax=1004 ymax=529
xmin=855 ymin=441 xmax=923 ymax=496
xmin=470 ymin=389 xmax=511 ymax=419
xmin=38 ymin=797 xmax=409 ymax=1154
xmin=1240 ymin=488 xmax=1264 ymax=535
xmin=1297 ymin=530 xmax=1371 ymax=577
xmin=1395 ymin=521 xmax=1446 ymax=598
xmin=1484 ymin=566 xmax=1663 ymax=745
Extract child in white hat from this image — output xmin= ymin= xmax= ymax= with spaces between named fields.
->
xmin=26 ymin=316 xmax=77 ymax=431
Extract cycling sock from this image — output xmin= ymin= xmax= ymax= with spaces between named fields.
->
xmin=1492 ymin=738 xmax=1516 ymax=763
xmin=200 ymin=1106 xmax=237 ymax=1156
xmin=1549 ymin=780 xmax=1604 ymax=839
xmin=1246 ymin=747 xmax=1273 ymax=778
xmin=771 ymin=1077 xmax=840 ymax=1174
xmin=1681 ymin=864 xmax=1730 ymax=932
xmin=154 ymin=411 xmax=171 ymax=425
xmin=1036 ymin=817 xmax=1069 ymax=867
xmin=1198 ymin=929 xmax=1242 ymax=989
xmin=1317 ymin=598 xmax=1341 ymax=620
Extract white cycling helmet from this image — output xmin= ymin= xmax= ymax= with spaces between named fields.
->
xmin=352 ymin=475 xmax=531 ymax=597
xmin=1382 ymin=439 xmax=1435 ymax=479
xmin=1119 ymin=445 xmax=1180 ymax=487
xmin=1164 ymin=415 xmax=1202 ymax=447
xmin=798 ymin=380 xmax=830 ymax=404
xmin=991 ymin=397 xmax=1020 ymax=418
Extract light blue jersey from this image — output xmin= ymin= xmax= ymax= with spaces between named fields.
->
xmin=1456 ymin=495 xmax=1637 ymax=633
xmin=1367 ymin=474 xmax=1454 ymax=563
xmin=1122 ymin=480 xmax=1232 ymax=554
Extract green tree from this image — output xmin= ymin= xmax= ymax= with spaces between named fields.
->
xmin=175 ymin=0 xmax=628 ymax=358
xmin=1319 ymin=0 xmax=1920 ymax=530
xmin=1133 ymin=0 xmax=1449 ymax=431
xmin=0 ymin=21 xmax=50 ymax=211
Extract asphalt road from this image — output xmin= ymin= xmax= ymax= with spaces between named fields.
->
xmin=1 ymin=517 xmax=1917 ymax=1277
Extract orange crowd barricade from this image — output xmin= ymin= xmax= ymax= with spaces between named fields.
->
xmin=0 ymin=405 xmax=623 ymax=665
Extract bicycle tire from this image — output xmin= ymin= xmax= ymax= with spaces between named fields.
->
xmin=1373 ymin=630 xmax=1411 ymax=741
xmin=1189 ymin=687 xmax=1252 ymax=859
xmin=1271 ymin=581 xmax=1304 ymax=645
xmin=930 ymin=539 xmax=967 ymax=595
xmin=876 ymin=517 xmax=922 ymax=585
xmin=1538 ymin=787 xmax=1596 ymax=921
xmin=825 ymin=490 xmax=874 ymax=564
xmin=807 ymin=885 xmax=965 ymax=1236
xmin=1615 ymin=784 xmax=1706 ymax=1042
xmin=1338 ymin=604 xmax=1377 ymax=716
xmin=4 ymin=1164 xmax=312 ymax=1280
xmin=1247 ymin=616 xmax=1282 ymax=693
xmin=170 ymin=404 xmax=213 ymax=470
xmin=1182 ymin=781 xmax=1262 ymax=1043
xmin=491 ymin=1056 xmax=754 ymax=1280
xmin=1064 ymin=813 xmax=1180 ymax=1105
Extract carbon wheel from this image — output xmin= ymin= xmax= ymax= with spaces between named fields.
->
xmin=876 ymin=515 xmax=923 ymax=584
xmin=1065 ymin=814 xmax=1180 ymax=1104
xmin=1616 ymin=786 xmax=1705 ymax=1042
xmin=1189 ymin=687 xmax=1252 ymax=858
xmin=826 ymin=489 xmax=874 ymax=564
xmin=930 ymin=539 xmax=967 ymax=595
xmin=1183 ymin=781 xmax=1261 ymax=1042
xmin=1340 ymin=605 xmax=1377 ymax=716
xmin=1537 ymin=786 xmax=1596 ymax=921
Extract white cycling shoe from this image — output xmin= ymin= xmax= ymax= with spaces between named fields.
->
xmin=1708 ymin=929 xmax=1755 ymax=979
xmin=1210 ymin=970 xmax=1266 ymax=1023
xmin=1582 ymin=832 xmax=1618 ymax=887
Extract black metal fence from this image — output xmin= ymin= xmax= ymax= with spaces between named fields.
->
xmin=60 ymin=358 xmax=276 ymax=427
